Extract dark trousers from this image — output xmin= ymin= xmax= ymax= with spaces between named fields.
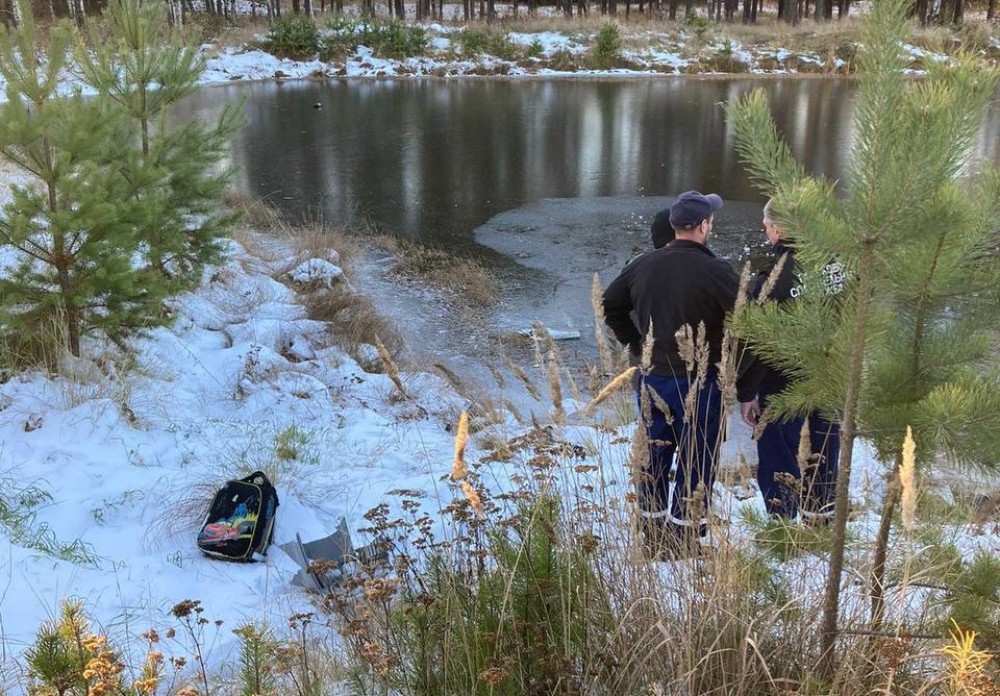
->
xmin=637 ymin=371 xmax=723 ymax=534
xmin=757 ymin=391 xmax=840 ymax=520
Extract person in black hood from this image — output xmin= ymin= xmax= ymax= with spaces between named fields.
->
xmin=738 ymin=200 xmax=840 ymax=524
xmin=603 ymin=191 xmax=739 ymax=559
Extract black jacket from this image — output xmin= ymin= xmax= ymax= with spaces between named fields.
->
xmin=736 ymin=242 xmax=799 ymax=402
xmin=602 ymin=239 xmax=740 ymax=376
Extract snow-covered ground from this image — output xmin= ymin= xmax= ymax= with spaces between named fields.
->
xmin=3 ymin=13 xmax=992 ymax=101
xmin=0 ymin=219 xmax=996 ymax=691
xmin=1 ymin=15 xmax=999 ymax=694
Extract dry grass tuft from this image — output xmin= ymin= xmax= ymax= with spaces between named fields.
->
xmin=263 ymin=216 xmax=405 ymax=357
xmin=375 ymin=334 xmax=409 ymax=399
xmin=222 ymin=191 xmax=285 ymax=230
xmin=373 ymin=235 xmax=499 ymax=308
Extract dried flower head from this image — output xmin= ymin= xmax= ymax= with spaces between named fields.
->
xmin=641 ymin=320 xmax=655 ymax=375
xmin=757 ymin=252 xmax=788 ymax=304
xmin=900 ymin=426 xmax=917 ymax=532
xmin=583 ymin=367 xmax=637 ymax=416
xmin=796 ymin=418 xmax=812 ymax=473
xmin=170 ymin=600 xmax=202 ymax=619
xmin=461 ymin=481 xmax=485 ymax=518
xmin=450 ymin=410 xmax=470 ymax=481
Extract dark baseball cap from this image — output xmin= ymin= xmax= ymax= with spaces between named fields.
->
xmin=669 ymin=191 xmax=724 ymax=229
xmin=650 ymin=208 xmax=674 ymax=248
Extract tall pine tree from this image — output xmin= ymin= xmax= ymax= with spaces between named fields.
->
xmin=75 ymin=0 xmax=244 ymax=281
xmin=0 ymin=13 xmax=165 ymax=358
xmin=729 ymin=0 xmax=1000 ymax=676
xmin=0 ymin=0 xmax=245 ymax=360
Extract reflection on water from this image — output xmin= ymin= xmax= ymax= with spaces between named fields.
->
xmin=180 ymin=77 xmax=1000 ymax=251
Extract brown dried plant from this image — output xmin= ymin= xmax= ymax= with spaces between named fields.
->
xmin=583 ymin=366 xmax=637 ymax=416
xmin=592 ymin=272 xmax=615 ymax=376
xmin=374 ymin=334 xmax=409 ymax=400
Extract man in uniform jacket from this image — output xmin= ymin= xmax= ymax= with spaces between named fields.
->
xmin=738 ymin=200 xmax=840 ymax=524
xmin=602 ymin=191 xmax=739 ymax=559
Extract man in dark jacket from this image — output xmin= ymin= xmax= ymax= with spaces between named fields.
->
xmin=738 ymin=200 xmax=840 ymax=524
xmin=603 ymin=191 xmax=739 ymax=559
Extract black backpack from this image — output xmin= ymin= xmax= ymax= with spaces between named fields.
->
xmin=196 ymin=471 xmax=279 ymax=562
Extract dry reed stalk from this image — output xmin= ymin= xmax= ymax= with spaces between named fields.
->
xmin=564 ymin=362 xmax=582 ymax=402
xmin=451 ymin=410 xmax=470 ymax=481
xmin=694 ymin=321 xmax=709 ymax=388
xmin=900 ymin=426 xmax=917 ymax=532
xmin=752 ymin=408 xmax=771 ymax=441
xmin=592 ymin=272 xmax=615 ymax=376
xmin=548 ymin=351 xmax=565 ymax=425
xmin=675 ymin=324 xmax=695 ymax=374
xmin=796 ymin=417 xmax=812 ymax=472
xmin=717 ymin=331 xmax=737 ymax=408
xmin=460 ymin=481 xmax=485 ymax=518
xmin=532 ymin=321 xmax=558 ymax=359
xmin=757 ymin=253 xmax=788 ymax=304
xmin=734 ymin=261 xmax=752 ymax=314
xmin=640 ymin=383 xmax=653 ymax=428
xmin=486 ymin=361 xmax=506 ymax=390
xmin=374 ymin=335 xmax=408 ymax=400
xmin=628 ymin=422 xmax=650 ymax=484
xmin=583 ymin=367 xmax=637 ymax=416
xmin=432 ymin=362 xmax=468 ymax=398
xmin=641 ymin=320 xmax=655 ymax=374
xmin=503 ymin=355 xmax=541 ymax=401
xmin=647 ymin=384 xmax=674 ymax=425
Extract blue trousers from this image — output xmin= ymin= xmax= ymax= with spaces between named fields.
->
xmin=637 ymin=371 xmax=723 ymax=532
xmin=757 ymin=391 xmax=840 ymax=520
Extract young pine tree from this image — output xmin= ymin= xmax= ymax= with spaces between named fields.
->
xmin=728 ymin=0 xmax=1000 ymax=677
xmin=75 ymin=0 xmax=244 ymax=282
xmin=0 ymin=14 xmax=168 ymax=358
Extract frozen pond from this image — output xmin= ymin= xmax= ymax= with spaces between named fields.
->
xmin=176 ymin=77 xmax=1000 ymax=391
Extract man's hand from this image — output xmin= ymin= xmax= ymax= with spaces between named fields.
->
xmin=740 ymin=398 xmax=761 ymax=427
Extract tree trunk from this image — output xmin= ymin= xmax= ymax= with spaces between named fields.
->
xmin=813 ymin=0 xmax=824 ymax=20
xmin=988 ymin=0 xmax=996 ymax=20
xmin=304 ymin=0 xmax=312 ymax=15
xmin=952 ymin=0 xmax=963 ymax=22
xmin=42 ymin=143 xmax=81 ymax=358
xmin=819 ymin=243 xmax=876 ymax=679
xmin=869 ymin=463 xmax=902 ymax=630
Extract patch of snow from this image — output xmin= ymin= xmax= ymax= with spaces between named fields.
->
xmin=288 ymin=258 xmax=344 ymax=288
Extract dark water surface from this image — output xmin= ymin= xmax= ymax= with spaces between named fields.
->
xmin=176 ymin=78 xmax=1000 ymax=390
